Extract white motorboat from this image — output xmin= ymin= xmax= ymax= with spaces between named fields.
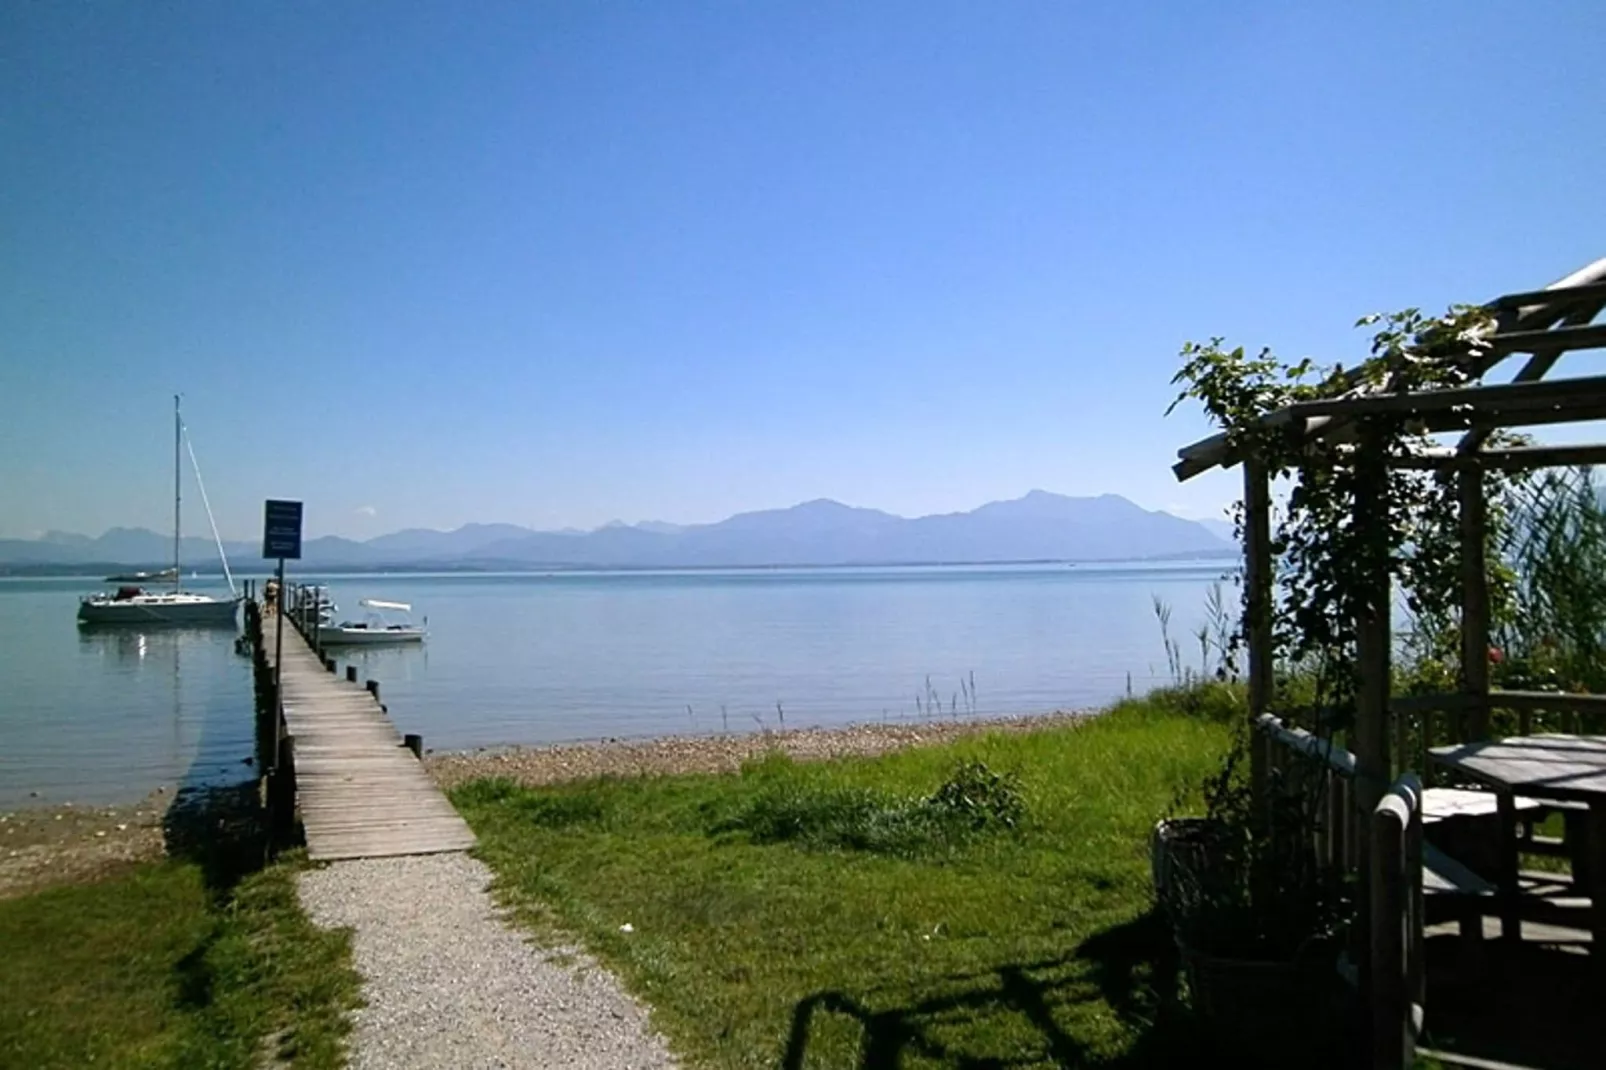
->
xmin=78 ymin=397 xmax=241 ymax=627
xmin=289 ymin=584 xmax=338 ymax=623
xmin=317 ymin=599 xmax=426 ymax=645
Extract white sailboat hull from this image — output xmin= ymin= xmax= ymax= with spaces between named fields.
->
xmin=78 ymin=593 xmax=240 ymax=626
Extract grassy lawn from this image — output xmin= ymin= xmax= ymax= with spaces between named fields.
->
xmin=0 ymin=853 xmax=360 ymax=1069
xmin=454 ymin=691 xmax=1235 ymax=1069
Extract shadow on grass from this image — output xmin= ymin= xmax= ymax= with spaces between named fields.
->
xmin=781 ymin=910 xmax=1216 ymax=1069
xmin=161 ymin=781 xmax=282 ymax=898
xmin=160 ymin=782 xmax=275 ymax=1017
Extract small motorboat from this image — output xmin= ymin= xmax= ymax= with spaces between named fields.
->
xmin=290 ymin=584 xmax=338 ymax=623
xmin=317 ymin=599 xmax=426 ymax=645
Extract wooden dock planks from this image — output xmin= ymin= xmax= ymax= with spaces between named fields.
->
xmin=263 ymin=621 xmax=475 ymax=861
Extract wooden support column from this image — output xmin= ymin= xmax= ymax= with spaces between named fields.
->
xmin=1244 ymin=459 xmax=1274 ymax=813
xmin=1244 ymin=459 xmax=1274 ymax=716
xmin=1353 ymin=432 xmax=1393 ymax=997
xmin=1354 ymin=436 xmax=1393 ymax=813
xmin=1459 ymin=464 xmax=1492 ymax=741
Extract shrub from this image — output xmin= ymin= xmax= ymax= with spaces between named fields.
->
xmin=926 ymin=759 xmax=1025 ymax=830
xmin=716 ymin=760 xmax=1025 ymax=857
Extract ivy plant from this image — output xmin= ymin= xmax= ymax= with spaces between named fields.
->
xmin=1167 ymin=305 xmax=1524 ymax=727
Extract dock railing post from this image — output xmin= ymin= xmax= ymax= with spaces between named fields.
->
xmin=273 ymin=558 xmax=286 ymax=702
xmin=272 ymin=731 xmax=296 ymax=851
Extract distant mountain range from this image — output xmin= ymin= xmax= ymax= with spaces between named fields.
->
xmin=0 ymin=491 xmax=1234 ymax=573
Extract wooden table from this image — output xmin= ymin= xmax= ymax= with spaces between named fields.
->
xmin=1429 ymin=734 xmax=1606 ymax=949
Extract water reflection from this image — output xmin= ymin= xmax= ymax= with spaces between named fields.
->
xmin=334 ymin=640 xmax=430 ymax=683
xmin=0 ymin=604 xmax=255 ymax=807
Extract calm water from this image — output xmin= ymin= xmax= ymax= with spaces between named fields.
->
xmin=0 ymin=562 xmax=1231 ymax=808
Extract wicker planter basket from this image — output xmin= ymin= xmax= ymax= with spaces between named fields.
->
xmin=1150 ymin=817 xmax=1238 ymax=931
xmin=1180 ymin=942 xmax=1346 ymax=1067
xmin=1154 ymin=818 xmax=1349 ymax=1064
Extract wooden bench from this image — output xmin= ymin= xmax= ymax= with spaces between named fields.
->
xmin=1373 ymin=773 xmax=1431 ymax=1070
xmin=1421 ymin=787 xmax=1543 ymax=823
xmin=1253 ymin=715 xmax=1496 ymax=937
xmin=1419 ymin=783 xmax=1588 ymax=889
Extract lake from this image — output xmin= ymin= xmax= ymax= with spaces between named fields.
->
xmin=0 ymin=562 xmax=1233 ymax=808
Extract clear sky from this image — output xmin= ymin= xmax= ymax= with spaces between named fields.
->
xmin=3 ymin=2 xmax=1603 ymax=541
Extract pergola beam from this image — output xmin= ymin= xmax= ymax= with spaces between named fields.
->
xmin=1173 ymin=257 xmax=1606 ymax=483
xmin=1461 ymin=299 xmax=1606 ymax=452
xmin=1482 ymin=321 xmax=1606 ymax=357
xmin=1268 ymin=374 xmax=1606 ymax=423
xmin=1388 ymin=444 xmax=1606 ymax=471
xmin=1491 ymin=278 xmax=1606 ymax=312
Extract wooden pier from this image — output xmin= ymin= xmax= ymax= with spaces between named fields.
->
xmin=247 ymin=588 xmax=474 ymax=862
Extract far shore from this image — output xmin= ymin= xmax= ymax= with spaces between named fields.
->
xmin=426 ymin=709 xmax=1095 ymax=791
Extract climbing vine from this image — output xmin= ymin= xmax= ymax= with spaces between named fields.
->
xmin=1167 ymin=305 xmax=1524 ymax=723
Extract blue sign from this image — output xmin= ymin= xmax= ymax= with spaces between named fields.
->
xmin=262 ymin=499 xmax=303 ymax=560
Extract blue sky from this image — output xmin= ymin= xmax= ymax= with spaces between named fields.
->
xmin=3 ymin=2 xmax=1603 ymax=541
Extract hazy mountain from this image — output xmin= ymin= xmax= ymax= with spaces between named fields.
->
xmin=0 ymin=528 xmax=257 ymax=567
xmin=2 ymin=492 xmax=1233 ymax=571
xmin=433 ymin=492 xmax=1228 ymax=568
xmin=363 ymin=523 xmax=536 ymax=559
xmin=1195 ymin=518 xmax=1237 ymax=542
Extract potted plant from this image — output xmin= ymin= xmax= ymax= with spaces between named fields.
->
xmin=1156 ymin=731 xmax=1356 ymax=1067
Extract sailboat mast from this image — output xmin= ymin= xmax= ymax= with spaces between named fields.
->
xmin=173 ymin=394 xmax=181 ymax=591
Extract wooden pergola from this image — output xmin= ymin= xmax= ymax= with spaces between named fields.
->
xmin=1169 ymin=257 xmax=1606 ymax=1060
xmin=1174 ymin=255 xmax=1606 ymax=810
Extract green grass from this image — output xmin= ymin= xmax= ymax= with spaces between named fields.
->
xmin=0 ymin=854 xmax=360 ymax=1069
xmin=453 ymin=692 xmax=1235 ymax=1069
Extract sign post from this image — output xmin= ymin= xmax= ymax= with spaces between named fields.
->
xmin=262 ymin=500 xmax=304 ymax=709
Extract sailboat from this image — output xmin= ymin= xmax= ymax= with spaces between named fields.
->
xmin=78 ymin=397 xmax=241 ymax=626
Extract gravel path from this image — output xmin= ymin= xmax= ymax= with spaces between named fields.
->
xmin=299 ymin=852 xmax=677 ymax=1070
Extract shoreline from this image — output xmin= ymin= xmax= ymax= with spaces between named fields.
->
xmin=427 ymin=709 xmax=1095 ymax=791
xmin=1 ymin=790 xmax=169 ymax=899
xmin=3 ymin=711 xmax=1097 ymax=895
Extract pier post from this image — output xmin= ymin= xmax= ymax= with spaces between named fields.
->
xmin=346 ymin=665 xmax=358 ymax=683
xmin=366 ymin=679 xmax=381 ymax=703
xmin=271 ymin=732 xmax=296 ymax=850
xmin=404 ymin=733 xmax=423 ymax=760
xmin=324 ymin=656 xmax=336 ymax=673
xmin=273 ymin=559 xmax=286 ymax=708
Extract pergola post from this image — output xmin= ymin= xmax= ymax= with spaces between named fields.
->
xmin=1244 ymin=458 xmax=1274 ymax=718
xmin=1353 ymin=433 xmax=1393 ymax=992
xmin=1243 ymin=459 xmax=1274 ymax=808
xmin=1459 ymin=465 xmax=1492 ymax=741
xmin=1353 ymin=434 xmax=1394 ymax=805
